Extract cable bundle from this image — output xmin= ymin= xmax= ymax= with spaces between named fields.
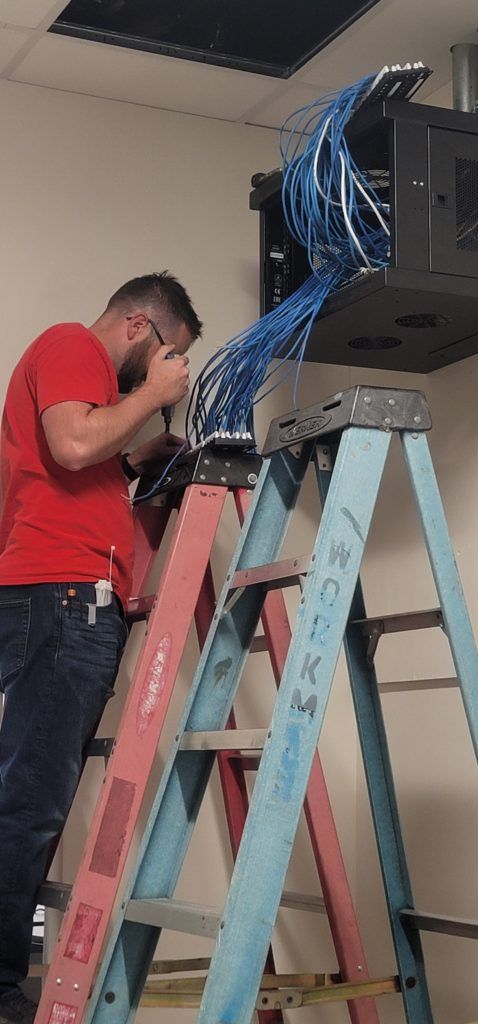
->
xmin=280 ymin=76 xmax=390 ymax=277
xmin=186 ymin=72 xmax=390 ymax=446
xmin=186 ymin=274 xmax=335 ymax=443
xmin=134 ymin=73 xmax=391 ymax=502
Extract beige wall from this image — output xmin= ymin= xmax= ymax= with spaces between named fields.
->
xmin=0 ymin=77 xmax=476 ymax=1023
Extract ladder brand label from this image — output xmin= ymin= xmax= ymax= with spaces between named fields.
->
xmin=47 ymin=1004 xmax=77 ymax=1024
xmin=89 ymin=777 xmax=136 ymax=878
xmin=136 ymin=633 xmax=172 ymax=737
xmin=64 ymin=903 xmax=103 ymax=964
xmin=279 ymin=413 xmax=331 ymax=443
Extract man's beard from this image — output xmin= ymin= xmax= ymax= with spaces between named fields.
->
xmin=117 ymin=337 xmax=154 ymax=393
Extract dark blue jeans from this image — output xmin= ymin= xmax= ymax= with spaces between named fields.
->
xmin=0 ymin=583 xmax=128 ymax=987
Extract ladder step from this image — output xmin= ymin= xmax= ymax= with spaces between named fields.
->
xmin=127 ymin=603 xmax=273 ymax=639
xmin=230 ymin=554 xmax=311 ymax=592
xmin=38 ymin=881 xmax=72 ymax=912
xmin=126 ymin=890 xmax=326 ymax=938
xmin=127 ymin=594 xmax=155 ymax=623
xmin=354 ymin=608 xmax=443 ymax=635
xmin=85 ymin=736 xmax=115 ymax=758
xmin=281 ymin=891 xmax=326 ymax=914
xmin=379 ymin=677 xmax=458 ymax=693
xmin=401 ymin=909 xmax=478 ymax=940
xmin=180 ymin=728 xmax=267 ymax=752
xmin=250 ymin=634 xmax=269 ymax=653
xmin=229 ymin=753 xmax=262 ymax=770
xmin=125 ymin=898 xmax=221 ymax=939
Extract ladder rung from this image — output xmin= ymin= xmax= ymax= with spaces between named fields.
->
xmin=180 ymin=728 xmax=267 ymax=752
xmin=379 ymin=677 xmax=458 ymax=693
xmin=86 ymin=737 xmax=115 ymax=758
xmin=126 ymin=890 xmax=327 ymax=939
xmin=401 ymin=909 xmax=478 ymax=940
xmin=38 ymin=880 xmax=72 ymax=912
xmin=125 ymin=898 xmax=221 ymax=939
xmin=250 ymin=634 xmax=269 ymax=653
xmin=127 ymin=601 xmax=271 ymax=641
xmin=281 ymin=891 xmax=326 ymax=914
xmin=354 ymin=608 xmax=443 ymax=635
xmin=230 ymin=555 xmax=311 ymax=593
xmin=127 ymin=594 xmax=155 ymax=622
xmin=229 ymin=754 xmax=262 ymax=771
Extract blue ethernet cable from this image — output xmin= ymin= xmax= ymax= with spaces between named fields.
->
xmin=135 ymin=72 xmax=390 ymax=500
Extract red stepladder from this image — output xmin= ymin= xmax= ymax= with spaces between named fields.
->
xmin=35 ymin=442 xmax=378 ymax=1024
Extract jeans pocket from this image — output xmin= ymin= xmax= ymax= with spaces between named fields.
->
xmin=0 ymin=598 xmax=30 ymax=691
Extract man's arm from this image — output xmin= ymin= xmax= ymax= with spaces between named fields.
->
xmin=42 ymin=346 xmax=189 ymax=471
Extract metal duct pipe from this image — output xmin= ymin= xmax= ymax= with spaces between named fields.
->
xmin=451 ymin=42 xmax=478 ymax=113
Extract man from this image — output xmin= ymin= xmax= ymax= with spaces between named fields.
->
xmin=0 ymin=272 xmax=202 ymax=1023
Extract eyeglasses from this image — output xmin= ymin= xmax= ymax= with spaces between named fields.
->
xmin=126 ymin=315 xmax=165 ymax=347
xmin=147 ymin=318 xmax=166 ymax=347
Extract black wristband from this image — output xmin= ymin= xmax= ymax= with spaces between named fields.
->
xmin=122 ymin=453 xmax=140 ymax=482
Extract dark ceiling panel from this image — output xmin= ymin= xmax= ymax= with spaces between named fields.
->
xmin=51 ymin=0 xmax=382 ymax=78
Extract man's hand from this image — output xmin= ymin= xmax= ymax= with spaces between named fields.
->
xmin=142 ymin=346 xmax=190 ymax=409
xmin=41 ymin=351 xmax=189 ymax=473
xmin=127 ymin=432 xmax=187 ymax=476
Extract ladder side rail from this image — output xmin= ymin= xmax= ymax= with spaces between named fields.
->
xmin=194 ymin=560 xmax=284 ymax=1024
xmin=35 ymin=484 xmax=228 ymax=1024
xmin=41 ymin=502 xmax=174 ymax=886
xmin=130 ymin=499 xmax=173 ymax=599
xmin=194 ymin=563 xmax=248 ymax=862
xmin=402 ymin=430 xmax=478 ymax=758
xmin=234 ymin=488 xmax=380 ymax=1024
xmin=315 ymin=445 xmax=434 ymax=1024
xmin=195 ymin=426 xmax=391 ymax=1023
xmin=85 ymin=445 xmax=313 ymax=1024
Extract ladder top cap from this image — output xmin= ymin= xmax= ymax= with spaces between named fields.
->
xmin=263 ymin=386 xmax=432 ymax=456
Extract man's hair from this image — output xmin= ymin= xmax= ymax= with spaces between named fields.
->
xmin=106 ymin=271 xmax=203 ymax=339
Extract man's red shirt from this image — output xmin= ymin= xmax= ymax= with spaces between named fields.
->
xmin=0 ymin=323 xmax=134 ymax=610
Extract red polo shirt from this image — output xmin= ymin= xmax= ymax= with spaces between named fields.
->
xmin=0 ymin=323 xmax=134 ymax=610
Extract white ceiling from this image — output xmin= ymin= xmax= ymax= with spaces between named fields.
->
xmin=0 ymin=0 xmax=477 ymax=125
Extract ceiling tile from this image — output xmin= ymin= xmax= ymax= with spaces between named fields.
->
xmin=0 ymin=1 xmax=62 ymax=30
xmin=0 ymin=25 xmax=30 ymax=71
xmin=10 ymin=33 xmax=278 ymax=120
xmin=293 ymin=0 xmax=478 ymax=98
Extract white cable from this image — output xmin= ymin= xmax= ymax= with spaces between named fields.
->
xmin=352 ymin=172 xmax=391 ymax=235
xmin=339 ymin=152 xmax=371 ymax=268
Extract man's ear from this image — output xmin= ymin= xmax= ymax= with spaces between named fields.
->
xmin=126 ymin=312 xmax=149 ymax=341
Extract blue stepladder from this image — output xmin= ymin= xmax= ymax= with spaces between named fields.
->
xmin=86 ymin=385 xmax=478 ymax=1024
